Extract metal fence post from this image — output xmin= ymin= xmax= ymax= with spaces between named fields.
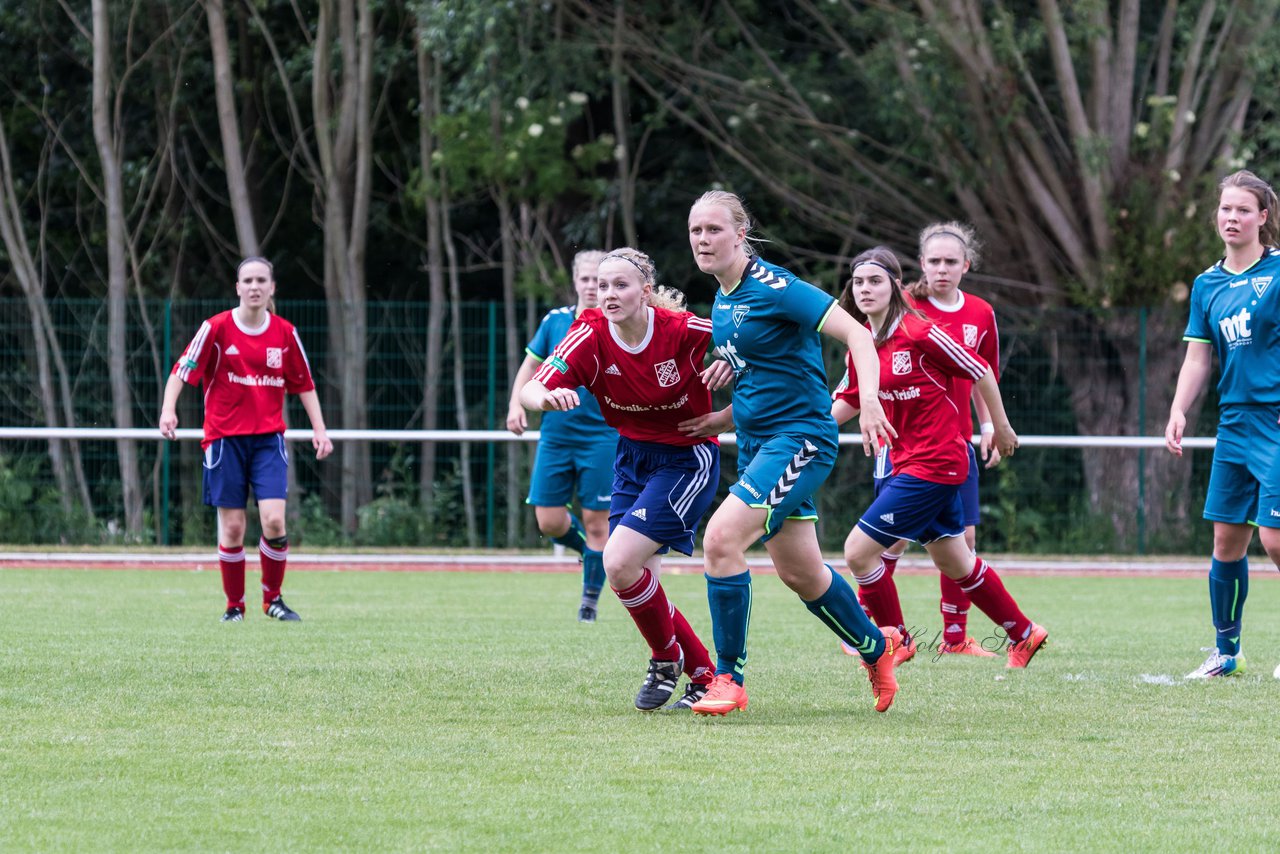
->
xmin=486 ymin=302 xmax=496 ymax=548
xmin=161 ymin=298 xmax=171 ymax=546
xmin=1137 ymin=308 xmax=1147 ymax=555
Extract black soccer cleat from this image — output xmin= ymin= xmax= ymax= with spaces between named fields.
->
xmin=577 ymin=603 xmax=598 ymax=623
xmin=264 ymin=596 xmax=301 ymax=621
xmin=668 ymin=681 xmax=709 ymax=711
xmin=220 ymin=606 xmax=245 ymax=623
xmin=635 ymin=649 xmax=684 ymax=712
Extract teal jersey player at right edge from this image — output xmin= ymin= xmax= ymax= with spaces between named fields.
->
xmin=507 ymin=250 xmax=618 ymax=623
xmin=675 ymin=190 xmax=902 ymax=716
xmin=1166 ymin=169 xmax=1280 ymax=680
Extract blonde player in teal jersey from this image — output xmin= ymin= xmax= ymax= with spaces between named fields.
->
xmin=1166 ymin=170 xmax=1280 ymax=679
xmin=677 ymin=190 xmax=902 ymax=714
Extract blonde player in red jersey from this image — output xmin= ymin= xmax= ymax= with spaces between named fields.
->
xmin=841 ymin=222 xmax=1005 ymax=659
xmin=521 ymin=247 xmax=730 ymax=711
xmin=832 ymin=246 xmax=1047 ymax=670
xmin=159 ymin=257 xmax=332 ymax=622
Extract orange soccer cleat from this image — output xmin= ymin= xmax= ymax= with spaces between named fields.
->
xmin=937 ymin=636 xmax=997 ymax=657
xmin=690 ymin=673 xmax=748 ymax=716
xmin=861 ymin=626 xmax=903 ymax=712
xmin=1006 ymin=623 xmax=1049 ymax=669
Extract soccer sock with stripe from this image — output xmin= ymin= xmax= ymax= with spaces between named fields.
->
xmin=671 ymin=605 xmax=715 ymax=685
xmin=939 ymin=573 xmax=972 ymax=646
xmin=705 ymin=570 xmax=752 ymax=685
xmin=853 ymin=560 xmax=906 ymax=638
xmin=259 ymin=535 xmax=288 ymax=604
xmin=1209 ymin=556 xmax=1248 ymax=656
xmin=581 ymin=548 xmax=605 ymax=602
xmin=550 ymin=512 xmax=588 ymax=556
xmin=957 ymin=556 xmax=1031 ymax=643
xmin=612 ymin=568 xmax=680 ymax=662
xmin=218 ymin=545 xmax=246 ymax=610
xmin=805 ymin=566 xmax=886 ymax=663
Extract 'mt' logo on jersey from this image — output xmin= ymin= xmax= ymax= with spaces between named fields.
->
xmin=715 ymin=341 xmax=748 ymax=373
xmin=1219 ymin=307 xmax=1252 ymax=347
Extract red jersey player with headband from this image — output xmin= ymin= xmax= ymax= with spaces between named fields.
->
xmin=159 ymin=256 xmax=332 ymax=623
xmin=845 ymin=222 xmax=1007 ymax=659
xmin=831 ymin=246 xmax=1048 ymax=670
xmin=521 ymin=246 xmax=731 ymax=712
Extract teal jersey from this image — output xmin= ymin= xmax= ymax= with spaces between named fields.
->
xmin=711 ymin=257 xmax=839 ymax=438
xmin=527 ymin=306 xmax=612 ymax=444
xmin=1184 ymin=248 xmax=1280 ymax=405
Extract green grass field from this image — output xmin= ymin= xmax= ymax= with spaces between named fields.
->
xmin=2 ymin=566 xmax=1278 ymax=852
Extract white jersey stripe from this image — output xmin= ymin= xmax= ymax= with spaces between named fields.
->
xmin=176 ymin=321 xmax=213 ymax=382
xmin=928 ymin=327 xmax=986 ymax=379
xmin=291 ymin=327 xmax=314 ymax=381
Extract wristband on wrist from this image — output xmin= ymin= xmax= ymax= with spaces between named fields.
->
xmin=980 ymin=421 xmax=995 ymax=434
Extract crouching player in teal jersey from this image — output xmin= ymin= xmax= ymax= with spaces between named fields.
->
xmin=1167 ymin=170 xmax=1280 ymax=679
xmin=507 ymin=250 xmax=617 ymax=622
xmin=678 ymin=191 xmax=902 ymax=714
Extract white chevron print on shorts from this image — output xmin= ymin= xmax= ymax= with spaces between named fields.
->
xmin=766 ymin=440 xmax=818 ymax=507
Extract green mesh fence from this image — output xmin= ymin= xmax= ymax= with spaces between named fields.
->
xmin=0 ymin=298 xmax=1219 ymax=555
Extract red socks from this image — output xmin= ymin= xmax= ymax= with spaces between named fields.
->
xmin=613 ymin=567 xmax=714 ymax=682
xmin=218 ymin=546 xmax=245 ymax=609
xmin=613 ymin=568 xmax=680 ymax=661
xmin=259 ymin=536 xmax=288 ymax=603
xmin=957 ymin=557 xmax=1030 ymax=642
xmin=939 ymin=574 xmax=972 ymax=645
xmin=854 ymin=557 xmax=905 ymax=634
xmin=670 ymin=604 xmax=715 ymax=685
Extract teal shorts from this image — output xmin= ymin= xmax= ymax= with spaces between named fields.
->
xmin=1205 ymin=404 xmax=1280 ymax=527
xmin=729 ymin=430 xmax=837 ymax=541
xmin=527 ymin=434 xmax=618 ymax=511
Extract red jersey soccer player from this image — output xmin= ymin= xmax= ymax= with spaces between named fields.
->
xmin=848 ymin=222 xmax=1006 ymax=658
xmin=159 ymin=257 xmax=332 ymax=622
xmin=521 ymin=247 xmax=730 ymax=711
xmin=831 ymin=246 xmax=1048 ymax=669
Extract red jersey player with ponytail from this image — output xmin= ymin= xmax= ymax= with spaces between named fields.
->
xmin=159 ymin=257 xmax=332 ymax=622
xmin=832 ymin=246 xmax=1048 ymax=669
xmin=843 ymin=222 xmax=1006 ymax=658
xmin=521 ymin=247 xmax=730 ymax=711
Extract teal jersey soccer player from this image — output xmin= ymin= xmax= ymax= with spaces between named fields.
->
xmin=507 ymin=250 xmax=618 ymax=622
xmin=1166 ymin=170 xmax=1280 ymax=680
xmin=676 ymin=190 xmax=902 ymax=715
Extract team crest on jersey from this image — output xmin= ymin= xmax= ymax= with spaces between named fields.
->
xmin=266 ymin=348 xmax=282 ymax=369
xmin=732 ymin=305 xmax=750 ymax=327
xmin=1252 ymin=276 xmax=1273 ymax=298
xmin=963 ymin=324 xmax=978 ymax=347
xmin=654 ymin=359 xmax=680 ymax=388
xmin=892 ymin=351 xmax=912 ymax=375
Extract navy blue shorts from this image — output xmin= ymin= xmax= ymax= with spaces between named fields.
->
xmin=202 ymin=434 xmax=289 ymax=508
xmin=858 ymin=473 xmax=965 ymax=547
xmin=609 ymin=437 xmax=719 ymax=556
xmin=873 ymin=443 xmax=979 ymax=527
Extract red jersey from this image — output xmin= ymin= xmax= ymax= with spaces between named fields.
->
xmin=172 ymin=310 xmax=317 ymax=448
xmin=532 ymin=306 xmax=716 ymax=447
xmin=907 ymin=291 xmax=999 ymax=437
xmin=835 ymin=313 xmax=988 ymax=484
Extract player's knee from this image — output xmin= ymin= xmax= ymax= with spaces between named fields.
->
xmin=260 ymin=514 xmax=287 ymax=539
xmin=220 ymin=520 xmax=247 ymax=545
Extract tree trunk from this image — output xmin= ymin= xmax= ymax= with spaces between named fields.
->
xmin=1058 ymin=308 xmax=1199 ymax=548
xmin=313 ymin=0 xmax=373 ymax=532
xmin=204 ymin=0 xmax=258 ymax=256
xmin=91 ymin=0 xmax=144 ymax=537
xmin=415 ymin=31 xmax=446 ymax=512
